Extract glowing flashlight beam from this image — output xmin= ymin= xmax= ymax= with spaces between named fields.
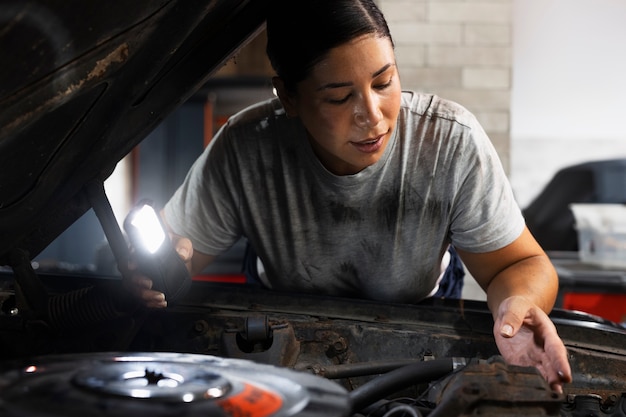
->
xmin=130 ymin=204 xmax=166 ymax=254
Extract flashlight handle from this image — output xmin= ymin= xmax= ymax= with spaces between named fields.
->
xmin=146 ymin=245 xmax=191 ymax=303
xmin=132 ymin=240 xmax=192 ymax=304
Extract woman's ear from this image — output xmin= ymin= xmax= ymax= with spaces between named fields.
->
xmin=272 ymin=77 xmax=297 ymax=118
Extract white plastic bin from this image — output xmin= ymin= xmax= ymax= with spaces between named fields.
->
xmin=570 ymin=204 xmax=626 ymax=269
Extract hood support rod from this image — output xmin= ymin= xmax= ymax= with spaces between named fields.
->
xmin=84 ymin=179 xmax=131 ymax=279
xmin=7 ymin=248 xmax=49 ymax=317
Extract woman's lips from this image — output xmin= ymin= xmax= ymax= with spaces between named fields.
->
xmin=351 ymin=134 xmax=385 ymax=153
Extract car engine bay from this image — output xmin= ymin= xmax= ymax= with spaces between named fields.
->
xmin=1 ymin=262 xmax=626 ymax=416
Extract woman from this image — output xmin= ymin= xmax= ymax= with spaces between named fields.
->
xmin=130 ymin=0 xmax=572 ymax=392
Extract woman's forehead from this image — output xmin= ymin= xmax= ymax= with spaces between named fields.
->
xmin=308 ymin=35 xmax=396 ymax=84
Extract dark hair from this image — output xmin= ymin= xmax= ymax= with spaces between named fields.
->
xmin=266 ymin=0 xmax=394 ymax=92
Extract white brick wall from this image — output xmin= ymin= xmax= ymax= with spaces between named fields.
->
xmin=380 ymin=0 xmax=513 ymax=172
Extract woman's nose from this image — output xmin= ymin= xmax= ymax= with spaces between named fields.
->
xmin=354 ymin=95 xmax=382 ymax=127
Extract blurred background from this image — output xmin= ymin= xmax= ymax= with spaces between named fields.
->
xmin=381 ymin=0 xmax=626 ymax=208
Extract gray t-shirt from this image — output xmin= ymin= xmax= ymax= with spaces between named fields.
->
xmin=163 ymin=91 xmax=525 ymax=303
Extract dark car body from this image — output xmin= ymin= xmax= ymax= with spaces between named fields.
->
xmin=2 ymin=1 xmax=626 ymax=416
xmin=524 ymin=158 xmax=626 ymax=252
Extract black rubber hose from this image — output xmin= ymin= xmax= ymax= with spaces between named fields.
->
xmin=47 ymin=284 xmax=139 ymax=330
xmin=348 ymin=358 xmax=455 ymax=413
xmin=317 ymin=359 xmax=434 ymax=379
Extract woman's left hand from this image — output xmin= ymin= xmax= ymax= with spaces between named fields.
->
xmin=493 ymin=295 xmax=572 ymax=393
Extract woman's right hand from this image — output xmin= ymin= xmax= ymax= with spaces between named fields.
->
xmin=124 ymin=235 xmax=194 ymax=309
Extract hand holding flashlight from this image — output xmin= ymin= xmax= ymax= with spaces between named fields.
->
xmin=123 ymin=201 xmax=192 ymax=306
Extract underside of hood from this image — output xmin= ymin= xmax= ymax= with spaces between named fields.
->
xmin=0 ymin=0 xmax=267 ymax=265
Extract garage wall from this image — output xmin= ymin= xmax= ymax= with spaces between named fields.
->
xmin=510 ymin=0 xmax=626 ymax=207
xmin=379 ymin=0 xmax=513 ymax=171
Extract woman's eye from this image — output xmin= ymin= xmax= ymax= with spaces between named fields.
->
xmin=327 ymin=94 xmax=351 ymax=105
xmin=374 ymin=78 xmax=393 ymax=90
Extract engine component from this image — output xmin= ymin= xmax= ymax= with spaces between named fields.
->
xmin=0 ymin=351 xmax=350 ymax=417
xmin=427 ymin=357 xmax=563 ymax=417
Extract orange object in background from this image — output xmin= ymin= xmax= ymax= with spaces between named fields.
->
xmin=193 ymin=274 xmax=247 ymax=284
xmin=562 ymin=292 xmax=626 ymax=324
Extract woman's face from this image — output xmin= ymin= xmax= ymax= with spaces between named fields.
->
xmin=281 ymin=34 xmax=402 ymax=176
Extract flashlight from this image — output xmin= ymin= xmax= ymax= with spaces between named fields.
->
xmin=123 ymin=200 xmax=191 ymax=304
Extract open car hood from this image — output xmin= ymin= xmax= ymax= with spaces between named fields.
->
xmin=0 ymin=0 xmax=266 ymax=265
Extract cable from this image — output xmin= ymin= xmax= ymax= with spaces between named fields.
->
xmin=349 ymin=358 xmax=456 ymax=413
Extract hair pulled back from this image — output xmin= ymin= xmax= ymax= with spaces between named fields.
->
xmin=266 ymin=0 xmax=393 ymax=92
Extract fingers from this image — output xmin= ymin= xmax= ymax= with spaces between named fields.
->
xmin=172 ymin=236 xmax=194 ymax=275
xmin=542 ymin=348 xmax=572 ymax=390
xmin=499 ymin=323 xmax=515 ymax=338
xmin=495 ymin=296 xmax=572 ymax=392
xmin=544 ymin=328 xmax=573 ymax=390
xmin=549 ymin=369 xmax=571 ymax=394
xmin=129 ymin=274 xmax=153 ymax=290
xmin=542 ymin=357 xmax=570 ymax=394
xmin=143 ymin=290 xmax=168 ymax=309
xmin=495 ymin=295 xmax=528 ymax=338
xmin=551 ymin=382 xmax=564 ymax=394
xmin=173 ymin=236 xmax=193 ymax=263
xmin=124 ymin=272 xmax=167 ymax=309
